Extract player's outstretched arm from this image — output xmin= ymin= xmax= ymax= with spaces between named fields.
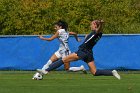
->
xmin=39 ymin=31 xmax=59 ymax=41
xmin=69 ymin=32 xmax=81 ymax=42
xmin=96 ymin=20 xmax=104 ymax=33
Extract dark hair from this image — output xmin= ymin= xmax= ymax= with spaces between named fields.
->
xmin=54 ymin=20 xmax=68 ymax=31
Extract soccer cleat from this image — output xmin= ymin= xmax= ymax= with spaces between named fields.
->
xmin=80 ymin=65 xmax=87 ymax=74
xmin=112 ymin=70 xmax=121 ymax=80
xmin=37 ymin=69 xmax=48 ymax=75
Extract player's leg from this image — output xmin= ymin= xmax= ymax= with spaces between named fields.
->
xmin=63 ymin=53 xmax=80 ymax=62
xmin=62 ymin=50 xmax=70 ymax=71
xmin=41 ymin=48 xmax=63 ymax=70
xmin=88 ymin=61 xmax=113 ymax=75
xmin=87 ymin=61 xmax=97 ymax=75
xmin=33 ymin=53 xmax=59 ymax=79
xmin=42 ymin=54 xmax=59 ymax=70
xmin=37 ymin=49 xmax=67 ymax=74
xmin=87 ymin=61 xmax=121 ymax=79
xmin=37 ymin=53 xmax=80 ymax=74
xmin=66 ymin=50 xmax=88 ymax=73
xmin=47 ymin=53 xmax=80 ymax=71
xmin=69 ymin=65 xmax=87 ymax=74
xmin=69 ymin=65 xmax=85 ymax=71
xmin=64 ymin=62 xmax=70 ymax=71
xmin=63 ymin=51 xmax=86 ymax=73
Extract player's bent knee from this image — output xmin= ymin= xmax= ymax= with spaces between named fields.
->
xmin=62 ymin=57 xmax=68 ymax=62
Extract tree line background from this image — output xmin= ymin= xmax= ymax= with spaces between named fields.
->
xmin=0 ymin=0 xmax=140 ymax=35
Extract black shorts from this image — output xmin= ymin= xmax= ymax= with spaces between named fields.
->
xmin=75 ymin=48 xmax=94 ymax=63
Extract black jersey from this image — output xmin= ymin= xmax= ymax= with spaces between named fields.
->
xmin=79 ymin=30 xmax=102 ymax=50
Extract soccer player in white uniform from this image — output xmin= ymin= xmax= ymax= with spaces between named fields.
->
xmin=32 ymin=20 xmax=86 ymax=79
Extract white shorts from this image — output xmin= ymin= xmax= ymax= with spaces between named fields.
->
xmin=55 ymin=49 xmax=71 ymax=59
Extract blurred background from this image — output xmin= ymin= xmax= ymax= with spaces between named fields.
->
xmin=0 ymin=0 xmax=140 ymax=35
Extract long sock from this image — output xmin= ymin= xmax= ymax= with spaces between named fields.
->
xmin=69 ymin=66 xmax=83 ymax=71
xmin=46 ymin=59 xmax=63 ymax=71
xmin=94 ymin=70 xmax=113 ymax=76
xmin=42 ymin=60 xmax=52 ymax=70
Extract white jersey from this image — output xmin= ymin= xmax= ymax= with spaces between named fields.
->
xmin=57 ymin=29 xmax=70 ymax=50
xmin=55 ymin=29 xmax=71 ymax=58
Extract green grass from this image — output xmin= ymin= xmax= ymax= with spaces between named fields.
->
xmin=0 ymin=71 xmax=140 ymax=93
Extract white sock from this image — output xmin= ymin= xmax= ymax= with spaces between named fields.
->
xmin=69 ymin=66 xmax=83 ymax=72
xmin=42 ymin=60 xmax=52 ymax=70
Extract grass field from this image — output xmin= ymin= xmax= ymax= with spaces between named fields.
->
xmin=0 ymin=71 xmax=140 ymax=93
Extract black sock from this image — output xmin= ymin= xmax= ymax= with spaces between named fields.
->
xmin=46 ymin=59 xmax=64 ymax=71
xmin=94 ymin=70 xmax=113 ymax=76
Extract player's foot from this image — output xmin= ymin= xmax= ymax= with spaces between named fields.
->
xmin=37 ymin=69 xmax=48 ymax=75
xmin=112 ymin=70 xmax=121 ymax=80
xmin=80 ymin=65 xmax=87 ymax=74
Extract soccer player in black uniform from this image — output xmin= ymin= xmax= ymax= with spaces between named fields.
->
xmin=37 ymin=20 xmax=121 ymax=80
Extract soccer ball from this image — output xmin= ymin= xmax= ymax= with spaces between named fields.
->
xmin=32 ymin=72 xmax=43 ymax=80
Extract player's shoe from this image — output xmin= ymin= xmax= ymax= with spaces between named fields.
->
xmin=80 ymin=65 xmax=87 ymax=74
xmin=112 ymin=70 xmax=121 ymax=80
xmin=37 ymin=69 xmax=48 ymax=75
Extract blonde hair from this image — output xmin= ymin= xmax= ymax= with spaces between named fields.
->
xmin=91 ymin=20 xmax=100 ymax=28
